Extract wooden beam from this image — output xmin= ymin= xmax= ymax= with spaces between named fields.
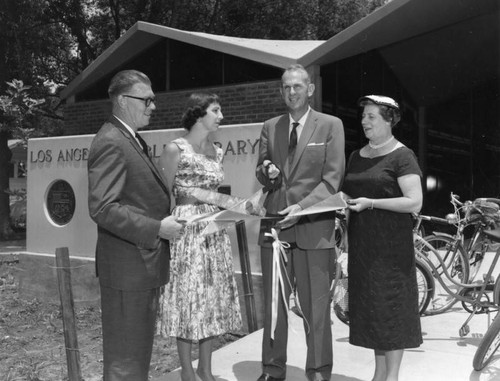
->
xmin=55 ymin=247 xmax=82 ymax=381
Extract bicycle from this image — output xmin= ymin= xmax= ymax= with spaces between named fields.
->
xmin=413 ymin=213 xmax=469 ymax=315
xmin=414 ymin=226 xmax=500 ymax=370
xmin=439 ymin=193 xmax=500 ymax=278
xmin=414 ymin=193 xmax=500 ymax=315
xmin=331 ymin=211 xmax=435 ymax=325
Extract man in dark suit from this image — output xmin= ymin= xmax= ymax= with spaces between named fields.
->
xmin=255 ymin=64 xmax=345 ymax=381
xmin=87 ymin=70 xmax=184 ymax=381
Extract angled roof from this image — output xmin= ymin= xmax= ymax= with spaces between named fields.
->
xmin=60 ymin=22 xmax=324 ymax=100
xmin=300 ymin=0 xmax=499 ymax=105
xmin=61 ymin=0 xmax=499 ymax=106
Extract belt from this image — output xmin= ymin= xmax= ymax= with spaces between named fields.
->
xmin=176 ymin=197 xmax=203 ymax=206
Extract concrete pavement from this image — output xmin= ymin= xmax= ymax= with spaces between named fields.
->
xmin=6 ymin=236 xmax=500 ymax=380
xmin=155 ymin=306 xmax=500 ymax=381
xmin=156 ymin=251 xmax=500 ymax=381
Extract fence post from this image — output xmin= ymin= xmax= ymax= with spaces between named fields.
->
xmin=55 ymin=247 xmax=82 ymax=381
xmin=235 ymin=220 xmax=258 ymax=332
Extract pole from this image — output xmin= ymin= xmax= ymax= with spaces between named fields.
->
xmin=235 ymin=220 xmax=258 ymax=332
xmin=55 ymin=247 xmax=82 ymax=381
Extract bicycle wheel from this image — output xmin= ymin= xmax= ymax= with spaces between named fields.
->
xmin=330 ymin=248 xmax=349 ymax=325
xmin=335 ymin=216 xmax=347 ymax=252
xmin=332 ymin=275 xmax=349 ymax=325
xmin=473 ymin=312 xmax=500 ymax=370
xmin=465 ymin=227 xmax=489 ymax=280
xmin=331 ymin=255 xmax=432 ymax=322
xmin=418 ymin=235 xmax=470 ymax=315
xmin=416 ymin=258 xmax=434 ymax=315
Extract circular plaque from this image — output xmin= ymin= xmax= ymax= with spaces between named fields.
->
xmin=46 ymin=180 xmax=76 ymax=226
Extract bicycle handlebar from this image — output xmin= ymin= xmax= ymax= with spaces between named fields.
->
xmin=418 ymin=215 xmax=452 ymax=225
xmin=450 ymin=192 xmax=463 ymax=207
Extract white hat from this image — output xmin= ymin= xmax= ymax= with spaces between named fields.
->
xmin=358 ymin=95 xmax=399 ymax=109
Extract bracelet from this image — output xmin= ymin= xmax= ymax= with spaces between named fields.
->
xmin=369 ymin=199 xmax=374 ymax=210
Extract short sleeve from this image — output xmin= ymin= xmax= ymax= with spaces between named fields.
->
xmin=395 ymin=148 xmax=422 ymax=178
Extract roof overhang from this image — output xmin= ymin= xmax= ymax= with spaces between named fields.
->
xmin=60 ymin=22 xmax=324 ymax=100
xmin=61 ymin=0 xmax=499 ymax=106
xmin=300 ymin=0 xmax=499 ymax=105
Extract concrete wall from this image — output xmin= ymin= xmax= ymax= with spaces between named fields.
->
xmin=21 ymin=124 xmax=266 ymax=329
xmin=27 ymin=124 xmax=263 ymax=257
xmin=64 ymin=80 xmax=285 ymax=135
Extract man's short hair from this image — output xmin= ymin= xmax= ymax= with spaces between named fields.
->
xmin=282 ymin=64 xmax=311 ymax=85
xmin=108 ymin=70 xmax=151 ymax=99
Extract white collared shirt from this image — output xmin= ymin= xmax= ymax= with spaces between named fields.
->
xmin=289 ymin=107 xmax=311 ymax=142
xmin=113 ymin=114 xmax=142 ymax=145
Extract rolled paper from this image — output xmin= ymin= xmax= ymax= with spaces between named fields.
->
xmin=289 ymin=192 xmax=347 ymax=217
xmin=188 ymin=187 xmax=267 ymax=216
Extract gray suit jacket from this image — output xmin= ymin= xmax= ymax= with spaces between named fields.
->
xmin=88 ymin=116 xmax=171 ymax=290
xmin=256 ymin=109 xmax=345 ymax=249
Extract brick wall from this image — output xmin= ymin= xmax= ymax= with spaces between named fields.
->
xmin=64 ymin=80 xmax=287 ymax=135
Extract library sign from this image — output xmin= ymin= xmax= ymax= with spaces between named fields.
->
xmin=29 ymin=138 xmax=259 ymax=164
xmin=26 ymin=124 xmax=262 ymax=257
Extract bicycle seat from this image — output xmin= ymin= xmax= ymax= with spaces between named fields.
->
xmin=483 ymin=198 xmax=500 ymax=207
xmin=482 ymin=228 xmax=500 ymax=243
xmin=467 ymin=199 xmax=500 ymax=225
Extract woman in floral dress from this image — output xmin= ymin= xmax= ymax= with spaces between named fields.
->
xmin=157 ymin=93 xmax=242 ymax=381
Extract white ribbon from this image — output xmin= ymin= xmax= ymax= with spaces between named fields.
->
xmin=264 ymin=228 xmax=290 ymax=340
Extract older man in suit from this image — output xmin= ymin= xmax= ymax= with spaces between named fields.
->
xmin=88 ymin=70 xmax=183 ymax=381
xmin=255 ymin=64 xmax=345 ymax=381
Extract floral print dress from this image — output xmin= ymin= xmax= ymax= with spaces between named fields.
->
xmin=157 ymin=137 xmax=242 ymax=340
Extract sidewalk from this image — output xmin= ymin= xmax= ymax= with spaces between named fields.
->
xmin=156 ymin=252 xmax=500 ymax=381
xmin=0 ymin=238 xmax=25 ymax=254
xmin=155 ymin=307 xmax=500 ymax=381
xmin=5 ymin=237 xmax=500 ymax=380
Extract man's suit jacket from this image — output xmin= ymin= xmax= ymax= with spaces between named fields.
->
xmin=256 ymin=109 xmax=345 ymax=249
xmin=88 ymin=116 xmax=171 ymax=290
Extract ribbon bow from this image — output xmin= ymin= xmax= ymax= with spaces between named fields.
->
xmin=264 ymin=228 xmax=290 ymax=339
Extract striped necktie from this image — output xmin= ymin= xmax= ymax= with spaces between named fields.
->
xmin=135 ymin=132 xmax=149 ymax=156
xmin=288 ymin=122 xmax=299 ymax=163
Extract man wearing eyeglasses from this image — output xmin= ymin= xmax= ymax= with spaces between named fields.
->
xmin=88 ymin=69 xmax=184 ymax=381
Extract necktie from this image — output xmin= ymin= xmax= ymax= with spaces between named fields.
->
xmin=288 ymin=122 xmax=299 ymax=163
xmin=135 ymin=132 xmax=149 ymax=156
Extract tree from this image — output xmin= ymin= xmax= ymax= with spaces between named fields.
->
xmin=0 ymin=80 xmax=45 ymax=238
xmin=0 ymin=0 xmax=388 ymax=239
xmin=0 ymin=0 xmax=389 ymax=91
xmin=214 ymin=0 xmax=389 ymax=39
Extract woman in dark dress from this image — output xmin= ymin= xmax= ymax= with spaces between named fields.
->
xmin=341 ymin=95 xmax=423 ymax=381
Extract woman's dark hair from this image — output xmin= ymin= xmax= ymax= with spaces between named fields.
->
xmin=359 ymin=99 xmax=401 ymax=127
xmin=181 ymin=93 xmax=220 ymax=130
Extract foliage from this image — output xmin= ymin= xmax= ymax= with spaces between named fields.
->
xmin=0 ymin=0 xmax=388 ymax=238
xmin=217 ymin=0 xmax=389 ymax=40
xmin=0 ymin=0 xmax=390 ymax=95
xmin=0 ymin=258 xmax=242 ymax=380
xmin=0 ymin=79 xmax=45 ymax=138
xmin=9 ymin=188 xmax=26 ymax=230
xmin=0 ymin=80 xmax=46 ymax=239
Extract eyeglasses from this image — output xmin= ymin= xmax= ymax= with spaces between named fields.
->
xmin=123 ymin=95 xmax=155 ymax=107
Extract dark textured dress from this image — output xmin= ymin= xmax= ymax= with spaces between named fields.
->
xmin=342 ymin=146 xmax=423 ymax=350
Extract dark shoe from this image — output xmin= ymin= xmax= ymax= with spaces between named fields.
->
xmin=257 ymin=373 xmax=285 ymax=381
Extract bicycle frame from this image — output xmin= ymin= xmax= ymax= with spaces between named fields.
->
xmin=415 ymin=192 xmax=500 ymax=289
xmin=415 ymin=233 xmax=500 ymax=335
xmin=415 ymin=234 xmax=500 ymax=305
